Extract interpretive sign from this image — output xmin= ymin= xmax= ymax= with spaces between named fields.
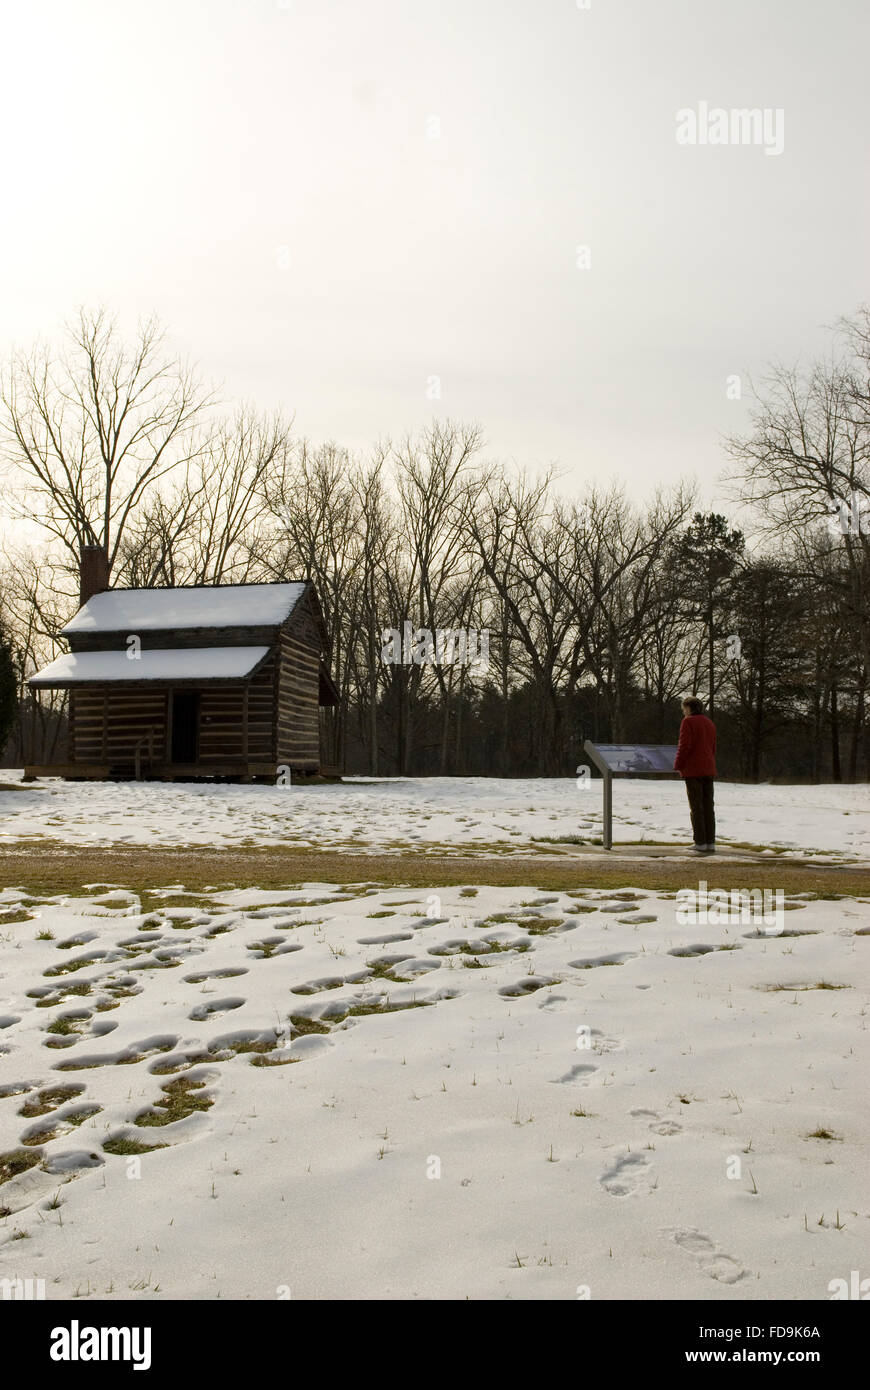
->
xmin=588 ymin=744 xmax=678 ymax=775
xmin=583 ymin=740 xmax=680 ymax=850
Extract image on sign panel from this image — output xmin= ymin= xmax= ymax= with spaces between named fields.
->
xmin=592 ymin=744 xmax=679 ymax=774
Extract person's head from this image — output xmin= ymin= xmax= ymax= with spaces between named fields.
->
xmin=681 ymin=695 xmax=704 ymax=717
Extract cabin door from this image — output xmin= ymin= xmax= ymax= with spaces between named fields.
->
xmin=171 ymin=691 xmax=199 ymax=763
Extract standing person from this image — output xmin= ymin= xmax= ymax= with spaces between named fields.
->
xmin=674 ymin=696 xmax=717 ymax=854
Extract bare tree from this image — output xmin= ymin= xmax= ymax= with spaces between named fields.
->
xmin=118 ymin=407 xmax=291 ymax=587
xmin=726 ymin=354 xmax=870 ymax=696
xmin=0 ymin=547 xmax=71 ymax=764
xmin=463 ymin=467 xmax=580 ymax=773
xmin=392 ymin=420 xmax=483 ymax=772
xmin=0 ymin=308 xmax=214 ymax=578
xmin=263 ymin=440 xmax=370 ymax=768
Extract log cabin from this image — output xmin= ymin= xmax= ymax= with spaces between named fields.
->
xmin=27 ymin=562 xmax=340 ymax=782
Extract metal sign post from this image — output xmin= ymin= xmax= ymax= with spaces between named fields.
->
xmin=582 ymin=740 xmax=679 ymax=851
xmin=583 ymin=740 xmax=613 ymax=849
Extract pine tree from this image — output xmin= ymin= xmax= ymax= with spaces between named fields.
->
xmin=0 ymin=631 xmax=18 ymax=761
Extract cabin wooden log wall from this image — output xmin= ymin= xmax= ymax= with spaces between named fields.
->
xmin=276 ymin=605 xmax=322 ymax=772
xmin=70 ymin=688 xmax=168 ymax=768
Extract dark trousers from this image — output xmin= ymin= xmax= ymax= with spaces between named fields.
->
xmin=684 ymin=776 xmax=715 ymax=846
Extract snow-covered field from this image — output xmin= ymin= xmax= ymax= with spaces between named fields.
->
xmin=0 ymin=777 xmax=867 ymax=1301
xmin=1 ymin=878 xmax=868 ymax=1301
xmin=2 ymin=775 xmax=869 ymax=859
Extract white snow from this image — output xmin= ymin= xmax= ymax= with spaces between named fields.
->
xmin=0 ymin=777 xmax=867 ymax=1300
xmin=29 ymin=647 xmax=270 ymax=686
xmin=61 ymin=582 xmax=307 ymax=634
xmin=0 ymin=879 xmax=867 ymax=1300
xmin=2 ymin=775 xmax=868 ymax=860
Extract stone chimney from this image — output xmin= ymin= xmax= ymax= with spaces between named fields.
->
xmin=79 ymin=545 xmax=110 ymax=607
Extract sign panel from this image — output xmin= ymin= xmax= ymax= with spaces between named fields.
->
xmin=590 ymin=744 xmax=679 ymax=775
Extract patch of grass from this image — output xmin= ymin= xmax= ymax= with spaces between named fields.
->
xmin=761 ymin=981 xmax=849 ymax=992
xmin=3 ymin=843 xmax=869 ymax=901
xmin=18 ymin=1085 xmax=85 ymax=1117
xmin=247 ymin=939 xmax=281 ymax=958
xmin=46 ymin=1013 xmax=90 ymax=1036
xmin=0 ymin=906 xmax=34 ymax=928
xmin=468 ymin=939 xmax=528 ymax=955
xmin=43 ymin=956 xmax=99 ymax=977
xmin=135 ymin=1077 xmax=214 ymax=1128
xmin=22 ymin=1125 xmax=62 ymax=1146
xmin=103 ymin=1136 xmax=169 ymax=1155
xmin=279 ymin=897 xmax=340 ymax=907
xmin=149 ymin=1053 xmax=208 ymax=1075
xmin=67 ymin=1105 xmax=101 ymax=1127
xmin=530 ymin=835 xmax=588 ymax=845
xmin=31 ymin=982 xmax=93 ymax=1009
xmin=0 ymin=909 xmax=35 ymax=925
xmin=364 ymin=960 xmax=404 ymax=980
xmin=482 ymin=912 xmax=537 ymax=926
xmin=215 ymin=1038 xmax=275 ymax=1055
xmin=288 ymin=1015 xmax=330 ymax=1036
xmin=806 ymin=1128 xmax=842 ymax=1141
xmin=343 ymin=999 xmax=434 ymax=1019
xmin=0 ymin=1148 xmax=42 ymax=1184
xmin=523 ymin=918 xmax=565 ymax=936
xmin=141 ymin=894 xmax=215 ymax=911
xmin=727 ymin=841 xmax=788 ymax=855
xmin=104 ymin=981 xmax=140 ymax=998
xmin=366 ymin=910 xmax=395 ymax=919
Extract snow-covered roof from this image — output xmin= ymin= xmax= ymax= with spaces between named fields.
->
xmin=61 ymin=582 xmax=308 ymax=635
xmin=29 ymin=647 xmax=270 ymax=687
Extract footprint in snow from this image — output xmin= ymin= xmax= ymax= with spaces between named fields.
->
xmin=499 ymin=976 xmax=560 ymax=998
xmin=668 ymin=943 xmax=738 ymax=957
xmin=668 ymin=1227 xmax=747 ymax=1284
xmin=537 ymin=993 xmax=567 ymax=1010
xmin=553 ymin=1063 xmax=598 ymax=1084
xmin=599 ymin=1151 xmax=650 ymax=1197
xmin=183 ymin=967 xmax=248 ymax=983
xmin=188 ymin=996 xmax=246 ymax=1021
xmin=357 ymin=931 xmax=415 ymax=945
xmin=569 ymin=953 xmax=635 ymax=970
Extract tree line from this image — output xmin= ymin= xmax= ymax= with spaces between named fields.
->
xmin=1 ymin=305 xmax=868 ymax=782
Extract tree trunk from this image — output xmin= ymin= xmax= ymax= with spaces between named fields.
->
xmin=454 ymin=669 xmax=465 ymax=770
xmin=830 ymin=683 xmax=842 ymax=782
xmin=847 ymin=670 xmax=865 ymax=782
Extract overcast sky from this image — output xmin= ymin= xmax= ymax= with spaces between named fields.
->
xmin=1 ymin=0 xmax=867 ymax=509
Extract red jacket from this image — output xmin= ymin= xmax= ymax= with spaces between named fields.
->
xmin=674 ymin=713 xmax=717 ymax=778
